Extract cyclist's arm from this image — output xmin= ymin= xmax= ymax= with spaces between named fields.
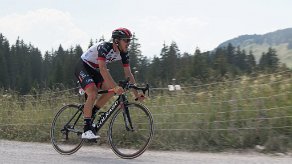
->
xmin=123 ymin=66 xmax=140 ymax=97
xmin=96 ymin=43 xmax=118 ymax=89
xmin=123 ymin=66 xmax=136 ymax=84
xmin=98 ymin=59 xmax=117 ymax=89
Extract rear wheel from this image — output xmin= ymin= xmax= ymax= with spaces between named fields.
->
xmin=50 ymin=104 xmax=84 ymax=155
xmin=108 ymin=103 xmax=154 ymax=159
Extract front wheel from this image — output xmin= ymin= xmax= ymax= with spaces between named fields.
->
xmin=108 ymin=103 xmax=154 ymax=159
xmin=50 ymin=104 xmax=84 ymax=155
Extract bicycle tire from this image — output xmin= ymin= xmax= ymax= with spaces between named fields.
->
xmin=50 ymin=104 xmax=84 ymax=155
xmin=108 ymin=102 xmax=154 ymax=159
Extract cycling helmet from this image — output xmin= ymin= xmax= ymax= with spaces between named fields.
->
xmin=112 ymin=28 xmax=132 ymax=39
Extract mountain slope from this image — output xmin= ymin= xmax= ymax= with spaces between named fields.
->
xmin=217 ymin=28 xmax=292 ymax=67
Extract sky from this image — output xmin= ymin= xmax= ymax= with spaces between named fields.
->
xmin=0 ymin=0 xmax=292 ymax=58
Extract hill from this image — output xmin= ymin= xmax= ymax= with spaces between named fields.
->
xmin=217 ymin=28 xmax=292 ymax=67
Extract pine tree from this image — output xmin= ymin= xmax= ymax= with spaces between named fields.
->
xmin=178 ymin=52 xmax=192 ymax=83
xmin=0 ymin=34 xmax=10 ymax=88
xmin=127 ymin=33 xmax=143 ymax=82
xmin=146 ymin=55 xmax=162 ymax=87
xmin=29 ymin=45 xmax=43 ymax=88
xmin=226 ymin=43 xmax=235 ymax=64
xmin=74 ymin=45 xmax=83 ymax=58
xmin=259 ymin=47 xmax=279 ymax=72
xmin=52 ymin=45 xmax=66 ymax=85
xmin=212 ymin=47 xmax=228 ymax=77
xmin=246 ymin=50 xmax=256 ymax=74
xmin=237 ymin=49 xmax=248 ymax=73
xmin=43 ymin=51 xmax=53 ymax=88
xmin=192 ymin=48 xmax=210 ymax=81
xmin=160 ymin=41 xmax=180 ymax=83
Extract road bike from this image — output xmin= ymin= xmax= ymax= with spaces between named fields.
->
xmin=50 ymin=79 xmax=154 ymax=159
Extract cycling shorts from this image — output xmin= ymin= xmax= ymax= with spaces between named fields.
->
xmin=74 ymin=59 xmax=104 ymax=90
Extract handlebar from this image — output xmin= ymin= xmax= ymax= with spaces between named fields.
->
xmin=97 ymin=78 xmax=150 ymax=96
xmin=119 ymin=78 xmax=150 ymax=96
xmin=123 ymin=83 xmax=150 ymax=96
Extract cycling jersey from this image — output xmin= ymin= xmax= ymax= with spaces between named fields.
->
xmin=81 ymin=42 xmax=130 ymax=69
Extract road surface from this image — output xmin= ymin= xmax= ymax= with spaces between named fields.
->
xmin=0 ymin=140 xmax=291 ymax=164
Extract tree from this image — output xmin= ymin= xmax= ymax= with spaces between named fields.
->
xmin=235 ymin=48 xmax=248 ymax=73
xmin=177 ymin=52 xmax=192 ymax=82
xmin=74 ymin=45 xmax=83 ymax=58
xmin=146 ymin=55 xmax=162 ymax=87
xmin=192 ymin=48 xmax=210 ymax=81
xmin=43 ymin=51 xmax=53 ymax=88
xmin=29 ymin=45 xmax=43 ymax=89
xmin=0 ymin=34 xmax=10 ymax=88
xmin=0 ymin=32 xmax=284 ymax=94
xmin=212 ymin=47 xmax=228 ymax=77
xmin=52 ymin=45 xmax=66 ymax=84
xmin=259 ymin=47 xmax=279 ymax=72
xmin=127 ymin=33 xmax=143 ymax=82
xmin=226 ymin=43 xmax=235 ymax=64
xmin=246 ymin=50 xmax=256 ymax=74
xmin=160 ymin=41 xmax=180 ymax=83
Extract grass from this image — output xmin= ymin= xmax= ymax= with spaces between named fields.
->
xmin=0 ymin=71 xmax=292 ymax=153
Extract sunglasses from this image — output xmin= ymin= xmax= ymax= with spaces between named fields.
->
xmin=121 ymin=38 xmax=131 ymax=43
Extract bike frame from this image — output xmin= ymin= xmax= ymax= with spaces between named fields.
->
xmin=94 ymin=95 xmax=125 ymax=131
xmin=65 ymin=81 xmax=148 ymax=136
xmin=62 ymin=94 xmax=132 ymax=137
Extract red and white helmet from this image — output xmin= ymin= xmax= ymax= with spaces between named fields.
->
xmin=112 ymin=28 xmax=132 ymax=39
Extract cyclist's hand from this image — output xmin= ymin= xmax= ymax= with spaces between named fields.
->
xmin=135 ymin=94 xmax=145 ymax=102
xmin=113 ymin=86 xmax=124 ymax=95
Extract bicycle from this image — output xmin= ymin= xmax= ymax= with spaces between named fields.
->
xmin=50 ymin=79 xmax=154 ymax=159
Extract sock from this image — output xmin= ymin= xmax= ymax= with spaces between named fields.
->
xmin=92 ymin=105 xmax=100 ymax=118
xmin=84 ymin=117 xmax=92 ymax=132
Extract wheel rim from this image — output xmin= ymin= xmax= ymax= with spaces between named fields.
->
xmin=108 ymin=103 xmax=154 ymax=158
xmin=50 ymin=104 xmax=84 ymax=154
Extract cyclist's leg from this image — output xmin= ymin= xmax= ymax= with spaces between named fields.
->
xmin=82 ymin=85 xmax=100 ymax=139
xmin=75 ymin=60 xmax=98 ymax=119
xmin=74 ymin=60 xmax=99 ymax=139
xmin=83 ymin=85 xmax=98 ymax=119
xmin=95 ymin=81 xmax=115 ymax=108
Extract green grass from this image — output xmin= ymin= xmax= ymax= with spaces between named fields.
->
xmin=0 ymin=71 xmax=292 ymax=152
xmin=147 ymin=71 xmax=292 ymax=152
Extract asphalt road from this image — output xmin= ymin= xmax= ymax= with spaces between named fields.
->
xmin=0 ymin=140 xmax=291 ymax=164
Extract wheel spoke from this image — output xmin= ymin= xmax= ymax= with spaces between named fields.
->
xmin=108 ymin=103 xmax=154 ymax=159
xmin=50 ymin=104 xmax=84 ymax=155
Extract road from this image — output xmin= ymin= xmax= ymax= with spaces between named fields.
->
xmin=0 ymin=140 xmax=291 ymax=164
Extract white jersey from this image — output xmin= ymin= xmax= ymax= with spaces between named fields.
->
xmin=81 ymin=42 xmax=130 ymax=69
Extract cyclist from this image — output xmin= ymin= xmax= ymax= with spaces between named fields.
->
xmin=74 ymin=28 xmax=145 ymax=139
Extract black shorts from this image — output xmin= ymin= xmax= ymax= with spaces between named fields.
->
xmin=74 ymin=59 xmax=104 ymax=90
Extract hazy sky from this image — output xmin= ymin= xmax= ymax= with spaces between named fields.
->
xmin=0 ymin=0 xmax=291 ymax=58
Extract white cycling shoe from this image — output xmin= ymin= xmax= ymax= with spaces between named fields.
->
xmin=81 ymin=130 xmax=100 ymax=139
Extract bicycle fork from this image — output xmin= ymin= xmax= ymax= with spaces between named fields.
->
xmin=120 ymin=95 xmax=134 ymax=131
xmin=123 ymin=105 xmax=134 ymax=131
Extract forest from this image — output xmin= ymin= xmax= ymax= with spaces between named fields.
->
xmin=0 ymin=33 xmax=289 ymax=94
